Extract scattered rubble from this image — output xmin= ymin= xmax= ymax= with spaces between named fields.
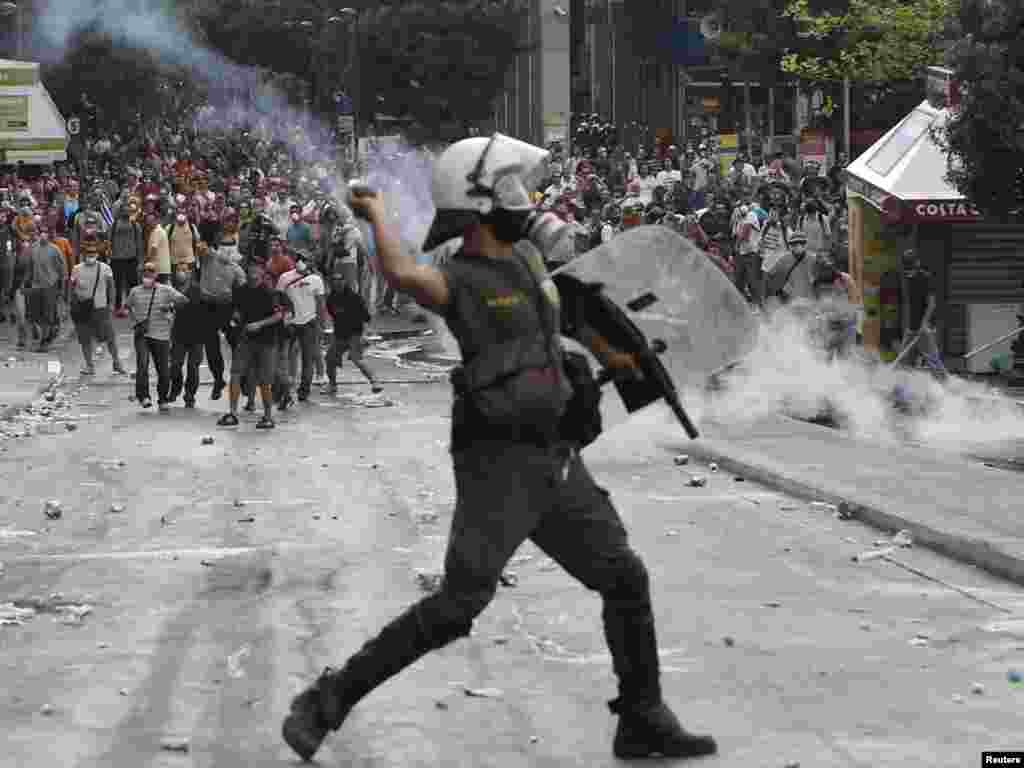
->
xmin=201 ymin=436 xmax=215 ymax=445
xmin=39 ymin=704 xmax=55 ymax=716
xmin=415 ymin=571 xmax=443 ymax=593
xmin=498 ymin=572 xmax=518 ymax=587
xmin=970 ymin=682 xmax=985 ymax=695
xmin=852 ymin=547 xmax=897 ymax=563
xmin=462 ymin=686 xmax=503 ymax=699
xmin=891 ymin=530 xmax=914 ymax=548
xmin=227 ymin=645 xmax=251 ymax=679
xmin=708 ymin=462 xmax=719 ymax=473
xmin=673 ymin=454 xmax=689 ymax=466
xmin=44 ymin=499 xmax=63 ymax=519
xmin=159 ymin=737 xmax=190 ymax=753
xmin=686 ymin=476 xmax=707 ymax=488
xmin=722 ymin=636 xmax=735 ymax=647
xmin=109 ymin=503 xmax=125 ymax=514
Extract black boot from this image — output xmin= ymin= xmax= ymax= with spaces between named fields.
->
xmin=282 ymin=603 xmax=442 ymax=761
xmin=602 ymin=596 xmax=716 ymax=759
xmin=609 ymin=698 xmax=717 ymax=759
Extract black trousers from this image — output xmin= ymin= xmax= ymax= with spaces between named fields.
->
xmin=135 ymin=335 xmax=170 ymax=403
xmin=319 ymin=441 xmax=662 ymax=726
xmin=202 ymin=300 xmax=235 ymax=385
xmin=110 ymin=259 xmax=137 ymax=308
xmin=169 ymin=339 xmax=204 ymax=401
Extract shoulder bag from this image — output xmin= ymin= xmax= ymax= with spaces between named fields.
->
xmin=70 ymin=265 xmax=101 ymax=325
xmin=134 ymin=285 xmax=157 ymax=339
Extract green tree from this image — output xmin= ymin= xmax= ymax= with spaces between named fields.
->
xmin=780 ymin=0 xmax=952 ymax=84
xmin=193 ymin=0 xmax=533 ymax=140
xmin=937 ymin=0 xmax=1024 ymax=216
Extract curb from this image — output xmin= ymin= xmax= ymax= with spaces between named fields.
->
xmin=680 ymin=433 xmax=1024 ymax=588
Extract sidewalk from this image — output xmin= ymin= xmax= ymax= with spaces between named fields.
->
xmin=681 ymin=413 xmax=1024 ymax=586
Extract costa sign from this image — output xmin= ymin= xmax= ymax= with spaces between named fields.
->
xmin=909 ymin=201 xmax=982 ymax=221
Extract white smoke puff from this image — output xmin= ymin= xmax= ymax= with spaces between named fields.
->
xmin=700 ymin=298 xmax=1024 ymax=457
xmin=35 ymin=0 xmax=339 ymax=170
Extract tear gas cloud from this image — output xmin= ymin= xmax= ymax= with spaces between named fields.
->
xmin=33 ymin=0 xmax=442 ymax=258
xmin=689 ymin=303 xmax=1024 ymax=458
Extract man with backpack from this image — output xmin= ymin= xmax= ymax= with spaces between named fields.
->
xmin=109 ymin=201 xmax=145 ymax=317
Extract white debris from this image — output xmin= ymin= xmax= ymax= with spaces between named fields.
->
xmin=673 ymin=454 xmax=689 ymax=466
xmin=852 ymin=547 xmax=897 ymax=563
xmin=109 ymin=503 xmax=125 ymax=514
xmin=892 ymin=530 xmax=914 ymax=548
xmin=57 ymin=604 xmax=93 ymax=625
xmin=0 ymin=602 xmax=36 ymax=626
xmin=708 ymin=462 xmax=719 ymax=472
xmin=952 ymin=693 xmax=964 ymax=703
xmin=810 ymin=501 xmax=838 ymax=514
xmin=227 ymin=645 xmax=251 ymax=679
xmin=462 ymin=686 xmax=503 ymax=699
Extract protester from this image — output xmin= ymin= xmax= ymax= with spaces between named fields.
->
xmin=126 ymin=261 xmax=189 ymax=411
xmin=69 ymin=232 xmax=125 ymax=376
xmin=323 ymin=265 xmax=382 ymax=396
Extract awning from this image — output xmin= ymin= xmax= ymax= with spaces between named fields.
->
xmin=0 ymin=59 xmax=68 ymax=164
xmin=845 ymin=99 xmax=981 ymax=222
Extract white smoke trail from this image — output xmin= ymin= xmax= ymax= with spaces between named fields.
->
xmin=696 ymin=302 xmax=1024 ymax=457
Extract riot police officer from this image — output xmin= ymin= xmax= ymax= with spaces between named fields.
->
xmin=282 ymin=133 xmax=717 ymax=762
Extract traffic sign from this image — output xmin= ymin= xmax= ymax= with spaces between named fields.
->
xmin=66 ymin=116 xmax=80 ymax=136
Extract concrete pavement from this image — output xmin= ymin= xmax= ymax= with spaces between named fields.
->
xmin=672 ymin=411 xmax=1024 ymax=588
xmin=0 ymin=363 xmax=1022 ymax=765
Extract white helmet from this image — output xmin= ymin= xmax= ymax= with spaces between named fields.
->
xmin=423 ymin=132 xmax=549 ymax=251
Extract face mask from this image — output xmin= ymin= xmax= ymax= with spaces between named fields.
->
xmin=143 ymin=276 xmax=156 ymax=288
xmin=296 ymin=260 xmax=308 ymax=273
xmin=84 ymin=255 xmax=97 ymax=264
xmin=291 ymin=213 xmax=300 ymax=222
xmin=176 ymin=213 xmax=187 ymax=224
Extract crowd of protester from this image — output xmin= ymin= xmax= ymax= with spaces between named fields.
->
xmin=0 ymin=109 xmax=400 ymax=429
xmin=0 ymin=106 xmax=864 ymax=430
xmin=541 ymin=113 xmax=856 ymax=315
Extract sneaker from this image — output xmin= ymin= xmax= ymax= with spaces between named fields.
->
xmin=80 ymin=367 xmax=96 ymax=377
xmin=321 ymin=383 xmax=338 ymax=396
xmin=184 ymin=398 xmax=196 ymax=409
xmin=278 ymin=394 xmax=294 ymax=412
xmin=297 ymin=390 xmax=309 ymax=403
xmin=141 ymin=398 xmax=153 ymax=409
xmin=15 ymin=342 xmax=25 ymax=350
xmin=610 ymin=699 xmax=717 ymax=759
xmin=158 ymin=402 xmax=170 ymax=414
xmin=244 ymin=399 xmax=256 ymax=413
xmin=217 ymin=412 xmax=239 ymax=427
xmin=256 ymin=415 xmax=275 ymax=429
xmin=371 ymin=384 xmax=383 ymax=394
xmin=113 ymin=365 xmax=127 ymax=375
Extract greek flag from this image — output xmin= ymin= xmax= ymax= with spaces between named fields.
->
xmin=99 ymin=200 xmax=114 ymax=230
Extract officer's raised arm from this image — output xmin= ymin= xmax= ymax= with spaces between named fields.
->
xmin=347 ymin=187 xmax=450 ymax=310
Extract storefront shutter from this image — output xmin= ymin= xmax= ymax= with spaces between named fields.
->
xmin=947 ymin=223 xmax=1024 ymax=304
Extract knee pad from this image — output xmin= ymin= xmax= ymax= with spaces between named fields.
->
xmin=415 ymin=587 xmax=494 ymax=648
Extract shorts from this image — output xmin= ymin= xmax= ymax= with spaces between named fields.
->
xmin=231 ymin=338 xmax=276 ymax=385
xmin=75 ymin=306 xmax=114 ymax=345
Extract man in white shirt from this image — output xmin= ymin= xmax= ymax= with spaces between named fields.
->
xmin=655 ymin=159 xmax=681 ymax=188
xmin=146 ymin=209 xmax=172 ymax=284
xmin=276 ymin=248 xmax=325 ymax=405
xmin=733 ymin=203 xmax=764 ymax=308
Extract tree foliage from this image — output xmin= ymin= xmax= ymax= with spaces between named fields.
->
xmin=937 ymin=0 xmax=1024 ymax=215
xmin=192 ymin=0 xmax=532 ymax=137
xmin=780 ymin=0 xmax=952 ymax=84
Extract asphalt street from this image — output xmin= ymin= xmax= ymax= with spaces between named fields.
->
xmin=0 ymin=350 xmax=1022 ymax=767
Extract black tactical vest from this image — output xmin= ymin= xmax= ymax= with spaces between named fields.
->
xmin=444 ymin=243 xmax=572 ymax=447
